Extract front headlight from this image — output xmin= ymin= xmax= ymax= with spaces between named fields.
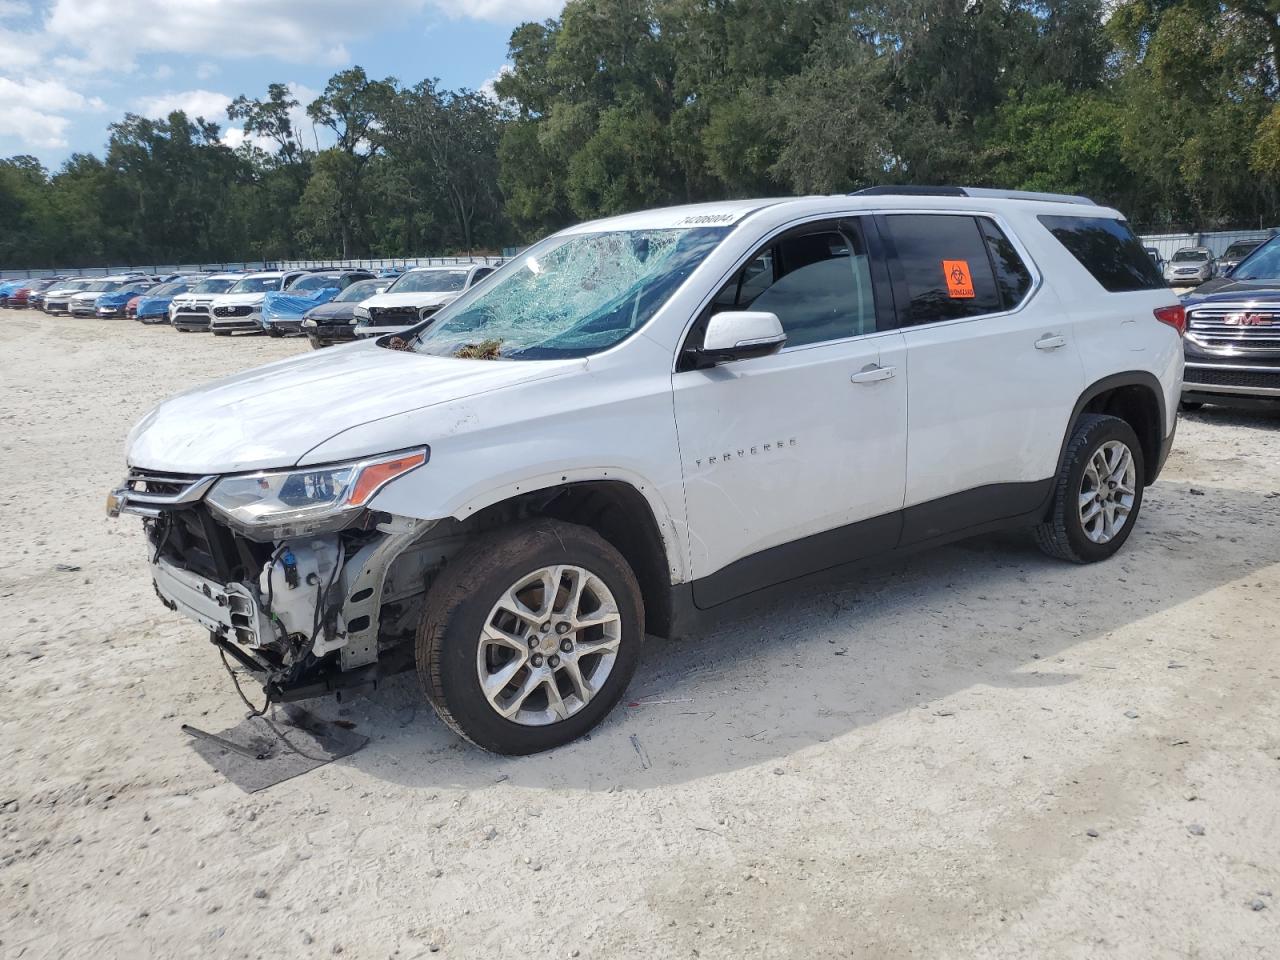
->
xmin=301 ymin=318 xmax=316 ymax=327
xmin=353 ymin=306 xmax=371 ymax=320
xmin=205 ymin=448 xmax=428 ymax=540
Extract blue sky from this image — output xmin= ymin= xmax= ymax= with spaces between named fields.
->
xmin=0 ymin=0 xmax=563 ymax=169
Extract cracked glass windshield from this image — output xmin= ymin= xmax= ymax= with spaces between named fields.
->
xmin=411 ymin=227 xmax=730 ymax=360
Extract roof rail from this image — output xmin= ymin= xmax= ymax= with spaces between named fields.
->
xmin=851 ymin=185 xmax=1096 ymax=206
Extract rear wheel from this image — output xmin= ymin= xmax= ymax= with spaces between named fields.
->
xmin=1036 ymin=414 xmax=1145 ymax=564
xmin=415 ymin=520 xmax=644 ymax=755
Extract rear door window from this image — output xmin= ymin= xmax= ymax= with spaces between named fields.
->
xmin=1038 ymin=215 xmax=1165 ymax=292
xmin=881 ymin=214 xmax=1003 ymax=324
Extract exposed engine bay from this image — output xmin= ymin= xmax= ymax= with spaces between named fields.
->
xmin=133 ymin=485 xmax=469 ymax=702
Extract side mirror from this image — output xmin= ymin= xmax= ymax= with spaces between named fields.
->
xmin=696 ymin=311 xmax=787 ymax=365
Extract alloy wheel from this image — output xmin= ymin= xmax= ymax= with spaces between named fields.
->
xmin=476 ymin=564 xmax=622 ymax=726
xmin=1078 ymin=440 xmax=1137 ymax=544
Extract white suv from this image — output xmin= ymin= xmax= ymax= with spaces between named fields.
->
xmin=209 ymin=270 xmax=310 ymax=335
xmin=109 ymin=189 xmax=1184 ymax=755
xmin=352 ymin=264 xmax=494 ymax=339
xmin=171 ymin=273 xmax=245 ymax=331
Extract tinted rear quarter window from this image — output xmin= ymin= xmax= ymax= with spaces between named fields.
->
xmin=1038 ymin=215 xmax=1164 ymax=292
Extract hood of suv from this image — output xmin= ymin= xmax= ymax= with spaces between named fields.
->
xmin=361 ymin=291 xmax=459 ymax=310
xmin=1185 ymin=278 xmax=1280 ymax=301
xmin=212 ymin=291 xmax=271 ymax=308
xmin=126 ymin=341 xmax=580 ymax=474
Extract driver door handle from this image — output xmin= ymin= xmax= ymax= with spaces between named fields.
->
xmin=1035 ymin=334 xmax=1066 ymax=351
xmin=851 ymin=364 xmax=896 ymax=384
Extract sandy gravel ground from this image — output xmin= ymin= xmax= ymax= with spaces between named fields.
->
xmin=2 ymin=314 xmax=1279 ymax=960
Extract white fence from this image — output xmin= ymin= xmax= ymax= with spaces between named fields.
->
xmin=1138 ymin=228 xmax=1278 ymax=260
xmin=1 ymin=255 xmax=506 ymax=280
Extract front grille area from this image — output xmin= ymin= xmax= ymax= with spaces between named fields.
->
xmin=213 ymin=305 xmax=254 ymax=318
xmin=1185 ymin=366 xmax=1280 ymax=391
xmin=367 ymin=305 xmax=420 ymax=327
xmin=1187 ymin=306 xmax=1280 ymax=355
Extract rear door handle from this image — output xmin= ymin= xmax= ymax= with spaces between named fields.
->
xmin=851 ymin=364 xmax=896 ymax=384
xmin=1034 ymin=334 xmax=1066 ymax=351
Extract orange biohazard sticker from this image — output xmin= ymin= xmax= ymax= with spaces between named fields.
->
xmin=943 ymin=260 xmax=975 ymax=299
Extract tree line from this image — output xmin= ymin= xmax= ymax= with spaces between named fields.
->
xmin=2 ymin=0 xmax=1279 ymax=269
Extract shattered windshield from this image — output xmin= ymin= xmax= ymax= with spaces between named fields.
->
xmin=411 ymin=227 xmax=730 ymax=360
xmin=391 ymin=269 xmax=470 ymax=293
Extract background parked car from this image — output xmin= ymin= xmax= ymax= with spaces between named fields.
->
xmin=352 ymin=263 xmax=495 ymax=339
xmin=66 ymin=275 xmax=148 ymax=317
xmin=95 ymin=278 xmax=159 ymax=318
xmin=300 ymin=277 xmax=392 ymax=348
xmin=0 ymin=279 xmax=25 ymax=307
xmin=134 ymin=276 xmax=204 ymax=324
xmin=43 ymin=278 xmax=95 ymax=314
xmin=22 ymin=277 xmax=66 ymax=310
xmin=171 ymin=273 xmax=244 ymax=331
xmin=1213 ymin=238 xmax=1266 ymax=278
xmin=208 ymin=270 xmax=311 ymax=336
xmin=1180 ymin=233 xmax=1280 ymax=408
xmin=1144 ymin=246 xmax=1165 ymax=275
xmin=259 ymin=270 xmax=375 ymax=336
xmin=1164 ymin=246 xmax=1215 ymax=285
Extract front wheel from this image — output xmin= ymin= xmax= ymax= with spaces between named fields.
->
xmin=1035 ymin=414 xmax=1145 ymax=564
xmin=416 ymin=520 xmax=644 ymax=755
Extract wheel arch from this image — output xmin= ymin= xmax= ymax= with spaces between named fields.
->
xmin=1060 ymin=372 xmax=1167 ymax=487
xmin=454 ymin=476 xmax=681 ymax=639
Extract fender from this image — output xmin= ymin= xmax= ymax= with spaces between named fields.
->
xmin=377 ymin=465 xmax=691 ymax=586
xmin=1056 ymin=371 xmax=1169 ymax=487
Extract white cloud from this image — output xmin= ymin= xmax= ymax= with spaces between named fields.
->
xmin=133 ymin=88 xmax=232 ymax=124
xmin=480 ymin=64 xmax=513 ymax=102
xmin=196 ymin=62 xmax=219 ymax=80
xmin=0 ymin=104 xmax=69 ymax=149
xmin=44 ymin=0 xmax=427 ymax=67
xmin=0 ymin=0 xmax=32 ymax=18
xmin=0 ymin=75 xmax=104 ymax=113
xmin=0 ymin=75 xmax=104 ymax=150
xmin=429 ymin=0 xmax=563 ymax=21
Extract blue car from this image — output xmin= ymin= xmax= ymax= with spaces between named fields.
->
xmin=93 ymin=279 xmax=157 ymax=318
xmin=133 ymin=277 xmax=204 ymax=325
xmin=260 ymin=270 xmax=375 ymax=336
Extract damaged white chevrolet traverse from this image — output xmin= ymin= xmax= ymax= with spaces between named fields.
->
xmin=110 ymin=189 xmax=1184 ymax=754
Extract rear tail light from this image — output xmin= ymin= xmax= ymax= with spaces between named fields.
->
xmin=1154 ymin=304 xmax=1186 ymax=337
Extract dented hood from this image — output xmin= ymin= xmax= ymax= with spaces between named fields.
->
xmin=126 ymin=340 xmax=579 ymax=474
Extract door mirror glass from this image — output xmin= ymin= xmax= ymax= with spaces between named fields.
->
xmin=697 ymin=311 xmax=786 ymax=364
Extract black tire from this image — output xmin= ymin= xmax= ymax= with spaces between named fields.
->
xmin=1035 ymin=413 xmax=1145 ymax=564
xmin=1180 ymin=400 xmax=1204 ymax=412
xmin=415 ymin=519 xmax=644 ymax=755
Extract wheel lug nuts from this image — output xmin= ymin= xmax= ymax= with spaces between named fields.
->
xmin=559 ymin=639 xmax=573 ymax=653
xmin=555 ymin=622 xmax=571 ymax=635
xmin=548 ymin=655 xmax=560 ymax=668
xmin=540 ymin=622 xmax=551 ymax=633
xmin=530 ymin=654 xmax=543 ymax=667
xmin=527 ymin=636 xmax=538 ymax=648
